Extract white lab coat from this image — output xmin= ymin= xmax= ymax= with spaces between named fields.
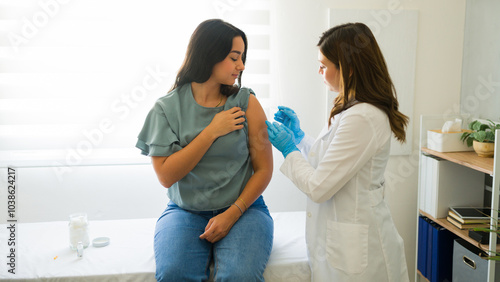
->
xmin=281 ymin=103 xmax=409 ymax=282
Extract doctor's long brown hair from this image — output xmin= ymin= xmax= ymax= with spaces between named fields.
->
xmin=318 ymin=23 xmax=409 ymax=143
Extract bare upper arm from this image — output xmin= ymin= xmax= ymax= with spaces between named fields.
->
xmin=246 ymin=95 xmax=273 ymax=172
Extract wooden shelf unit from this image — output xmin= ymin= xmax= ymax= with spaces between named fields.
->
xmin=416 ymin=115 xmax=500 ymax=282
xmin=419 ymin=148 xmax=497 ymax=252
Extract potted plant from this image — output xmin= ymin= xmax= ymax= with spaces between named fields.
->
xmin=461 ymin=120 xmax=500 ymax=158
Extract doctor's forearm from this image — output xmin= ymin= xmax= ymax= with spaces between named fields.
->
xmin=281 ymin=152 xmax=342 ymax=203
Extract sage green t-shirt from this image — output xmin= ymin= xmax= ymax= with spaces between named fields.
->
xmin=136 ymin=84 xmax=254 ymax=211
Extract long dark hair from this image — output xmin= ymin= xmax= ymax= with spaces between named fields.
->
xmin=318 ymin=22 xmax=409 ymax=143
xmin=170 ymin=19 xmax=248 ymax=97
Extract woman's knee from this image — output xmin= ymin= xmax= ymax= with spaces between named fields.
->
xmin=215 ymin=264 xmax=265 ymax=282
xmin=155 ymin=265 xmax=181 ymax=282
xmin=155 ymin=260 xmax=210 ymax=282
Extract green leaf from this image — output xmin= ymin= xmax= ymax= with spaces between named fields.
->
xmin=487 ymin=257 xmax=500 ymax=261
xmin=472 ymin=121 xmax=481 ymax=131
xmin=461 ymin=132 xmax=470 ymax=142
xmin=485 ymin=131 xmax=495 ymax=142
xmin=479 ymin=124 xmax=490 ymax=131
xmin=473 ymin=227 xmax=495 ymax=232
xmin=469 ymin=120 xmax=478 ymax=130
xmin=467 ymin=137 xmax=473 ymax=147
xmin=476 ymin=131 xmax=487 ymax=142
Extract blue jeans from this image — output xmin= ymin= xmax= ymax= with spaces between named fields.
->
xmin=154 ymin=196 xmax=274 ymax=282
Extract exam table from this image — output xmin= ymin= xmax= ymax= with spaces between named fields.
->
xmin=0 ymin=212 xmax=310 ymax=281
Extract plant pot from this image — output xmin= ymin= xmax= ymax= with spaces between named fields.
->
xmin=473 ymin=140 xmax=494 ymax=158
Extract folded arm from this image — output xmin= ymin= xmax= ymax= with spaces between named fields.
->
xmin=152 ymin=107 xmax=246 ymax=188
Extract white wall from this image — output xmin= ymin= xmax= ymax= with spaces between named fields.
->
xmin=460 ymin=0 xmax=500 ymax=120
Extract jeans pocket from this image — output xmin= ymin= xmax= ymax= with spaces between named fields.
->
xmin=326 ymin=221 xmax=368 ymax=274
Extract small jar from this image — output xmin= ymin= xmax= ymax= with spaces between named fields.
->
xmin=68 ymin=213 xmax=90 ymax=257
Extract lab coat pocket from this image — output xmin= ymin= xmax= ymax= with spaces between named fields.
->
xmin=326 ymin=221 xmax=368 ymax=274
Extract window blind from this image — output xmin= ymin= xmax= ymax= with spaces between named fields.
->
xmin=0 ymin=0 xmax=273 ymax=167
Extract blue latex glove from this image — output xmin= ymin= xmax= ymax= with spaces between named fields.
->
xmin=274 ymin=106 xmax=305 ymax=145
xmin=266 ymin=121 xmax=299 ymax=158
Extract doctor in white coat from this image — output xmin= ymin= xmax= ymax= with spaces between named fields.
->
xmin=266 ymin=23 xmax=410 ymax=281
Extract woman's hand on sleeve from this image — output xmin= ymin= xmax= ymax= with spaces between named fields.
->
xmin=206 ymin=107 xmax=246 ymax=139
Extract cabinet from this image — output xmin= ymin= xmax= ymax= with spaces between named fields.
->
xmin=416 ymin=115 xmax=500 ymax=282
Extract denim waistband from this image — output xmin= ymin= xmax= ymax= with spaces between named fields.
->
xmin=167 ymin=195 xmax=268 ymax=217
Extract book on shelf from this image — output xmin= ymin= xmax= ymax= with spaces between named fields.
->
xmin=449 ymin=207 xmax=494 ymax=220
xmin=418 ymin=216 xmax=456 ymax=281
xmin=448 ymin=209 xmax=491 ymax=224
xmin=446 ymin=216 xmax=490 ymax=230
